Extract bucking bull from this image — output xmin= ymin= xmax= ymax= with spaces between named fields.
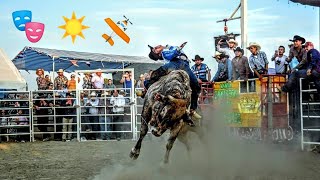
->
xmin=130 ymin=70 xmax=203 ymax=164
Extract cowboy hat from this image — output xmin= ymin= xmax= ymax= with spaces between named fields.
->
xmin=192 ymin=55 xmax=204 ymax=62
xmin=90 ymin=91 xmax=97 ymax=97
xmin=57 ymin=69 xmax=64 ymax=73
xmin=289 ymin=35 xmax=306 ymax=44
xmin=36 ymin=68 xmax=44 ymax=76
xmin=101 ymin=91 xmax=110 ymax=96
xmin=234 ymin=47 xmax=244 ymax=54
xmin=227 ymin=39 xmax=238 ymax=46
xmin=212 ymin=51 xmax=223 ymax=59
xmin=246 ymin=42 xmax=261 ymax=51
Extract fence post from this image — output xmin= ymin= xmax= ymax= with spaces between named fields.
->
xmin=267 ymin=76 xmax=273 ymax=141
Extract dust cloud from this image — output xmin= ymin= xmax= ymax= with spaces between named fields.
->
xmin=93 ymin=104 xmax=311 ymax=180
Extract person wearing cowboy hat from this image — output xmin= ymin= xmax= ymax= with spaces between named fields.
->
xmin=247 ymin=42 xmax=269 ymax=80
xmin=191 ymin=55 xmax=211 ymax=83
xmin=144 ymin=43 xmax=202 ymax=125
xmin=54 ymin=69 xmax=68 ymax=90
xmin=36 ymin=68 xmax=47 ymax=90
xmin=212 ymin=51 xmax=224 ymax=63
xmin=281 ymin=41 xmax=320 ymax=93
xmin=287 ymin=35 xmax=308 ymax=72
xmin=231 ymin=47 xmax=250 ymax=81
xmin=86 ymin=91 xmax=99 ymax=140
xmin=217 ymin=38 xmax=238 ymax=60
xmin=210 ymin=52 xmax=232 ymax=83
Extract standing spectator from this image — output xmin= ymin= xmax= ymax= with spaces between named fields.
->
xmin=34 ymin=95 xmax=51 ymax=141
xmin=15 ymin=109 xmax=29 ymax=142
xmin=191 ymin=55 xmax=211 ymax=83
xmin=0 ymin=110 xmax=8 ymax=142
xmin=53 ymin=92 xmax=63 ymax=140
xmin=36 ymin=69 xmax=47 ymax=90
xmin=104 ymin=79 xmax=116 ymax=89
xmin=232 ymin=47 xmax=250 ymax=80
xmin=54 ymin=69 xmax=68 ymax=90
xmin=47 ymin=83 xmax=54 ymax=90
xmin=217 ymin=39 xmax=238 ymax=60
xmin=120 ymin=71 xmax=134 ymax=94
xmin=211 ymin=53 xmax=232 ymax=83
xmin=136 ymin=74 xmax=145 ymax=89
xmin=110 ymin=89 xmax=126 ymax=140
xmin=61 ymin=93 xmax=77 ymax=142
xmin=247 ymin=42 xmax=269 ymax=80
xmin=45 ymin=75 xmax=52 ymax=88
xmin=271 ymin=46 xmax=288 ymax=74
xmin=98 ymin=92 xmax=112 ymax=140
xmin=91 ymin=69 xmax=104 ymax=89
xmin=67 ymin=74 xmax=78 ymax=91
xmin=86 ymin=91 xmax=99 ymax=140
xmin=82 ymin=72 xmax=93 ymax=89
xmin=287 ymin=35 xmax=308 ymax=71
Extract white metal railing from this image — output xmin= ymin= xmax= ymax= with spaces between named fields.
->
xmin=300 ymin=78 xmax=320 ymax=150
xmin=0 ymin=91 xmax=32 ymax=142
xmin=0 ymin=88 xmax=138 ymax=142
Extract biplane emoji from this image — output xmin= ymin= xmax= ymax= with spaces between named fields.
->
xmin=102 ymin=15 xmax=133 ymax=46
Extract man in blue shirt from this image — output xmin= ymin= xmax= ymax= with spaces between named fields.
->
xmin=211 ymin=53 xmax=233 ymax=83
xmin=191 ymin=55 xmax=211 ymax=83
xmin=144 ymin=43 xmax=201 ymax=126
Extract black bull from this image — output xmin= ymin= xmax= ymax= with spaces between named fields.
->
xmin=129 ymin=70 xmax=203 ymax=164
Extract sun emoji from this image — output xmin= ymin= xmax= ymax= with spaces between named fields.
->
xmin=58 ymin=12 xmax=89 ymax=43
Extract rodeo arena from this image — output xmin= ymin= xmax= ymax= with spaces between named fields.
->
xmin=1 ymin=2 xmax=320 ymax=180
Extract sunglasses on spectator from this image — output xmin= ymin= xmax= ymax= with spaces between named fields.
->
xmin=71 ymin=76 xmax=75 ymax=78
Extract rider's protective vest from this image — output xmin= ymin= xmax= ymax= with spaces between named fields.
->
xmin=161 ymin=45 xmax=190 ymax=64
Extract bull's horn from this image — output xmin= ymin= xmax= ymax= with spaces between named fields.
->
xmin=167 ymin=95 xmax=187 ymax=106
xmin=167 ymin=95 xmax=175 ymax=102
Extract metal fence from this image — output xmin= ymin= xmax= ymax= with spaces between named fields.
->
xmin=0 ymin=91 xmax=32 ymax=142
xmin=0 ymin=88 xmax=137 ymax=142
xmin=300 ymin=78 xmax=320 ymax=150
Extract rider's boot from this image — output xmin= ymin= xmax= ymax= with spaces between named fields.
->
xmin=190 ymin=109 xmax=202 ymax=120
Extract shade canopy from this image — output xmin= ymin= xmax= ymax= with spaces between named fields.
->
xmin=0 ymin=48 xmax=27 ymax=91
xmin=12 ymin=46 xmax=162 ymax=72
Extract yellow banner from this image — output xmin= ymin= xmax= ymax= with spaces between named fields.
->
xmin=213 ymin=80 xmax=262 ymax=127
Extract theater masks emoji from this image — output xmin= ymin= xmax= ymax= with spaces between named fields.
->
xmin=25 ymin=22 xmax=45 ymax=43
xmin=12 ymin=10 xmax=32 ymax=31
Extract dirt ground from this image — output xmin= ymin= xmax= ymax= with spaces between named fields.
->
xmin=1 ymin=135 xmax=320 ymax=180
xmin=1 ymin=106 xmax=320 ymax=180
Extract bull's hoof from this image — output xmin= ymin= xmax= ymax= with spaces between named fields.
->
xmin=152 ymin=129 xmax=161 ymax=137
xmin=129 ymin=148 xmax=140 ymax=160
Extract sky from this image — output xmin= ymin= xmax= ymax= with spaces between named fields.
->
xmin=0 ymin=0 xmax=319 ymax=90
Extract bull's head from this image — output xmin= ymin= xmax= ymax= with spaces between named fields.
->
xmin=155 ymin=94 xmax=188 ymax=122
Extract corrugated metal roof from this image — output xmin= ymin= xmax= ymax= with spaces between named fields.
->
xmin=12 ymin=46 xmax=163 ymax=72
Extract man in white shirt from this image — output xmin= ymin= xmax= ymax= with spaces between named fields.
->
xmin=110 ymin=89 xmax=126 ymax=140
xmin=217 ymin=39 xmax=238 ymax=60
xmin=271 ymin=46 xmax=288 ymax=74
xmin=91 ymin=69 xmax=104 ymax=89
